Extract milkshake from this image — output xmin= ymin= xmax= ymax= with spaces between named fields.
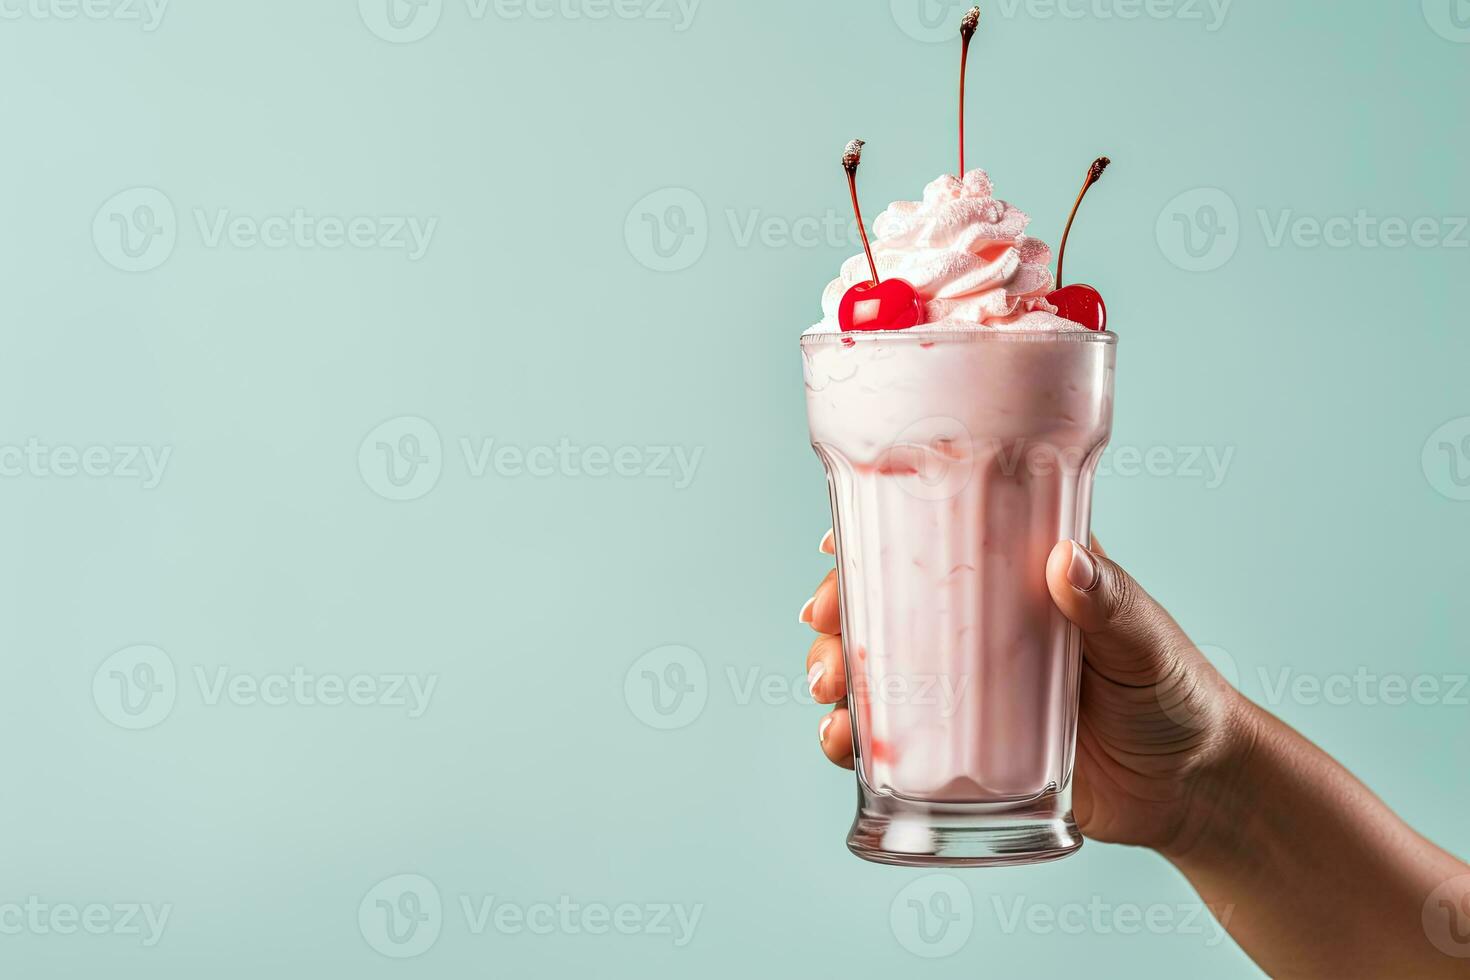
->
xmin=804 ymin=328 xmax=1114 ymax=864
xmin=804 ymin=148 xmax=1116 ymax=864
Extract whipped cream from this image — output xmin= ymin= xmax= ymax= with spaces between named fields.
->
xmin=808 ymin=169 xmax=1084 ymax=335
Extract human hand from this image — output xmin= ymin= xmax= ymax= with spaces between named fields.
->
xmin=801 ymin=534 xmax=1253 ymax=854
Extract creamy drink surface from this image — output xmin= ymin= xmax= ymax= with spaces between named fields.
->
xmin=803 ymin=330 xmax=1115 ymax=803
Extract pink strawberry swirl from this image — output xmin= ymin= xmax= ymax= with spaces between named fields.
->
xmin=809 ymin=168 xmax=1081 ymax=334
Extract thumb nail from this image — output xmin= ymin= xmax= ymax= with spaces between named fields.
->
xmin=1066 ymin=540 xmax=1099 ymax=592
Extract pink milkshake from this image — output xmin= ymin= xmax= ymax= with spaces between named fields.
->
xmin=805 ymin=166 xmax=1116 ymax=866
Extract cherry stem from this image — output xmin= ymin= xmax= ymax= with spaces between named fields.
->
xmin=844 ymin=141 xmax=881 ymax=286
xmin=959 ymin=7 xmax=979 ymax=179
xmin=1054 ymin=156 xmax=1110 ymax=289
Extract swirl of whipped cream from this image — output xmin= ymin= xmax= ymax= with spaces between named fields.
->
xmin=811 ymin=169 xmax=1077 ymax=333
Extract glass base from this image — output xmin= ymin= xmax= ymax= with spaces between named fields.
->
xmin=847 ymin=787 xmax=1083 ymax=868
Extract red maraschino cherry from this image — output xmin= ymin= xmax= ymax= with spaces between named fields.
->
xmin=837 ymin=140 xmax=923 ymax=332
xmin=1045 ymin=156 xmax=1111 ymax=331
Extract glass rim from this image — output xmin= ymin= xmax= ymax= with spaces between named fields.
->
xmin=800 ymin=329 xmax=1117 ymax=347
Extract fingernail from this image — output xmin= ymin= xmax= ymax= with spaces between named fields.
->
xmin=819 ymin=714 xmax=834 ymax=745
xmin=798 ymin=597 xmax=815 ymax=624
xmin=819 ymin=529 xmax=835 ymax=555
xmin=1067 ymin=540 xmax=1099 ymax=592
xmin=807 ymin=661 xmax=826 ymax=697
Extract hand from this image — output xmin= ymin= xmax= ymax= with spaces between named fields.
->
xmin=801 ymin=534 xmax=1254 ymax=854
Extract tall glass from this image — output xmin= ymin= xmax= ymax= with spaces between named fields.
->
xmin=803 ymin=329 xmax=1116 ymax=867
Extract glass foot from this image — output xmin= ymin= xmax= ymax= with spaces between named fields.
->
xmin=847 ymin=788 xmax=1083 ymax=868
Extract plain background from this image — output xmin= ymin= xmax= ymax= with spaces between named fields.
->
xmin=1 ymin=0 xmax=1468 ymax=975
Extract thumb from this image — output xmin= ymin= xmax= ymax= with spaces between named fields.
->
xmin=1045 ymin=540 xmax=1195 ymax=683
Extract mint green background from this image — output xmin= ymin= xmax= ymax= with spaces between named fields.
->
xmin=1 ymin=0 xmax=1467 ymax=976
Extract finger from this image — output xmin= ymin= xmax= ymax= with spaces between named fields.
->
xmin=807 ymin=570 xmax=841 ymax=635
xmin=818 ymin=706 xmax=855 ymax=769
xmin=805 ymin=634 xmax=848 ymax=704
xmin=1045 ymin=540 xmax=1194 ymax=682
xmin=1090 ymin=535 xmax=1107 ymax=558
xmin=819 ymin=529 xmax=835 ymax=555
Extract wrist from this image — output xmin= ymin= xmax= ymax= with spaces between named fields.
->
xmin=1158 ymin=689 xmax=1267 ymax=869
